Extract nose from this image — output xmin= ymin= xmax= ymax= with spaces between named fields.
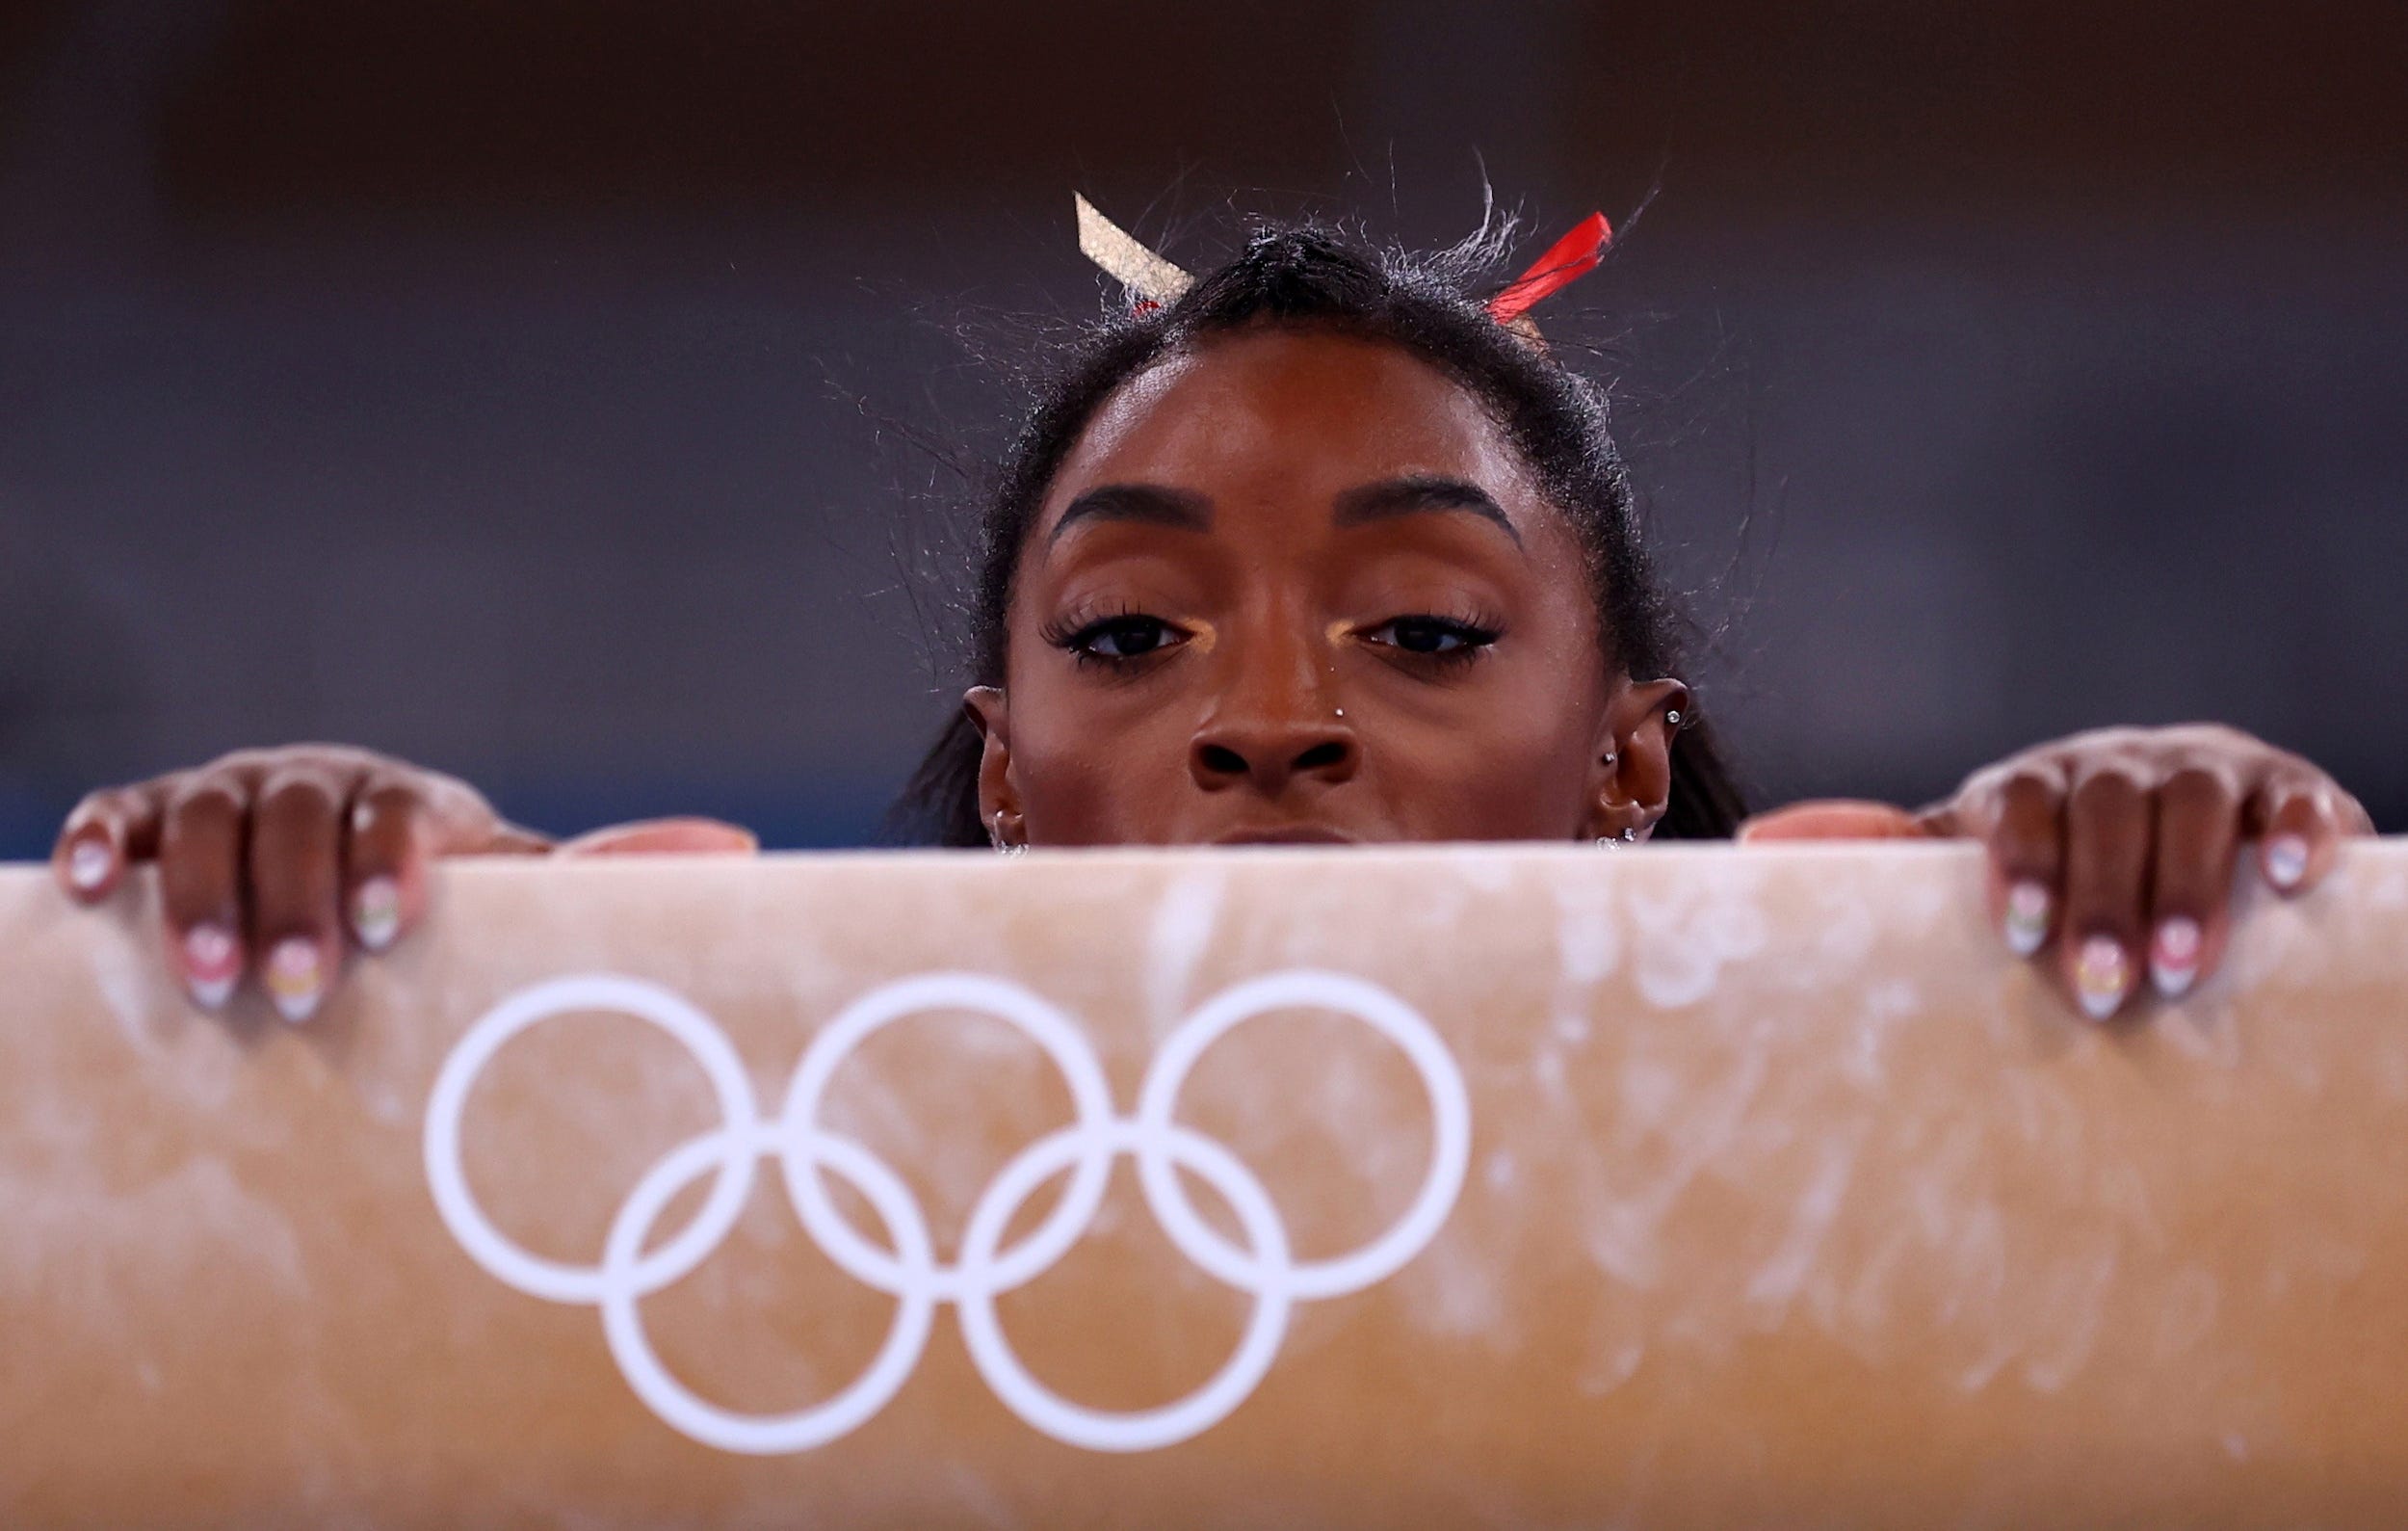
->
xmin=1189 ymin=634 xmax=1361 ymax=797
xmin=1190 ymin=725 xmax=1360 ymax=795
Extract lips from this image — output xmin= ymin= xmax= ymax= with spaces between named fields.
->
xmin=1209 ymin=826 xmax=1357 ymax=846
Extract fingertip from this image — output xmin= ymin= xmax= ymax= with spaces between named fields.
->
xmin=1735 ymin=800 xmax=1930 ymax=843
xmin=2002 ymin=879 xmax=2054 ymax=958
xmin=557 ymin=818 xmax=762 ymax=857
xmin=170 ymin=921 xmax=243 ymax=1012
xmin=263 ymin=934 xmax=336 ymax=1025
xmin=54 ymin=828 xmax=118 ymax=902
xmin=2255 ymin=799 xmax=2338 ymax=896
xmin=349 ymin=875 xmax=405 ymax=953
xmin=2251 ymin=775 xmax=2353 ymax=897
xmin=2147 ymin=914 xmax=2205 ymax=1001
xmin=2069 ymin=932 xmax=2135 ymax=1022
xmin=2260 ymin=831 xmax=2313 ymax=894
xmin=344 ymin=780 xmax=437 ymax=953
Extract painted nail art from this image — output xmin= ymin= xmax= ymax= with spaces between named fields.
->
xmin=183 ymin=924 xmax=241 ymax=1011
xmin=2003 ymin=881 xmax=2052 ymax=958
xmin=2074 ymin=935 xmax=2130 ymax=1021
xmin=265 ymin=937 xmax=324 ymax=1024
xmin=66 ymin=836 xmax=112 ymax=892
xmin=352 ymin=877 xmax=402 ymax=952
xmin=2150 ymin=915 xmax=2203 ymax=999
xmin=2264 ymin=834 xmax=2311 ymax=891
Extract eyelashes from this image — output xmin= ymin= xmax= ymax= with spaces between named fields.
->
xmin=1359 ymin=613 xmax=1503 ymax=669
xmin=1041 ymin=603 xmax=1504 ymax=674
xmin=1039 ymin=603 xmax=1191 ymax=671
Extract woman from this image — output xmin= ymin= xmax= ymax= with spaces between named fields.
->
xmin=50 ymin=219 xmax=2372 ymax=1024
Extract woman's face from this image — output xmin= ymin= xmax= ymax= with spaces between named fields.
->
xmin=969 ymin=327 xmax=1686 ymax=847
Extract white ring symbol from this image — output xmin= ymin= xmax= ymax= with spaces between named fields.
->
xmin=424 ymin=968 xmax=1469 ymax=1455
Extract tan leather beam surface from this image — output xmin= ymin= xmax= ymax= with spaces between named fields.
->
xmin=3 ymin=842 xmax=2405 ymax=1528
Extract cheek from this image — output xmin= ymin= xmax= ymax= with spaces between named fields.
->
xmin=1363 ymin=613 xmax=1609 ymax=837
xmin=1005 ymin=664 xmax=1197 ymax=843
xmin=1383 ymin=672 xmax=1602 ymax=835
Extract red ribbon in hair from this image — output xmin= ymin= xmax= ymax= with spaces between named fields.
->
xmin=1485 ymin=212 xmax=1612 ymax=326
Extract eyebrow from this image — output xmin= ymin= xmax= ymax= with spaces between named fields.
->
xmin=1043 ymin=473 xmax=1524 ymax=550
xmin=1331 ymin=474 xmax=1523 ymax=547
xmin=1047 ymin=484 xmax=1213 ymax=545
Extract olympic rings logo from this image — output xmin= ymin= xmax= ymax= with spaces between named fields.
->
xmin=423 ymin=969 xmax=1471 ymax=1456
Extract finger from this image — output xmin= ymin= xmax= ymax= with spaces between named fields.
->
xmin=1973 ymin=764 xmax=2068 ymax=962
xmin=340 ymin=774 xmax=434 ymax=954
xmin=2249 ymin=771 xmax=2354 ymax=897
xmin=556 ymin=818 xmax=760 ymax=857
xmin=1734 ymin=800 xmax=1932 ymax=842
xmin=52 ymin=784 xmax=168 ymax=902
xmin=480 ymin=824 xmax=557 ymax=856
xmin=246 ymin=766 xmax=350 ymax=1024
xmin=2143 ymin=765 xmax=2242 ymax=1001
xmin=157 ymin=777 xmax=249 ymax=1011
xmin=2058 ymin=762 xmax=2152 ymax=1021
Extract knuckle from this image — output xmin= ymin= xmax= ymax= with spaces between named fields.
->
xmin=353 ymin=775 xmax=427 ymax=823
xmin=165 ymin=778 xmax=246 ymax=831
xmin=1997 ymin=765 xmax=2063 ymax=813
xmin=2158 ymin=764 xmax=2238 ymax=818
xmin=2068 ymin=764 xmax=2150 ymax=817
xmin=2193 ymin=722 xmax=2263 ymax=753
xmin=256 ymin=768 xmax=343 ymax=821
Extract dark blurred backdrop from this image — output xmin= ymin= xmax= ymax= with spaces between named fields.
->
xmin=4 ymin=0 xmax=2403 ymax=855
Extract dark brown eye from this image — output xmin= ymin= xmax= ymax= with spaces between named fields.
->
xmin=1368 ymin=615 xmax=1499 ymax=657
xmin=1073 ymin=615 xmax=1179 ymax=660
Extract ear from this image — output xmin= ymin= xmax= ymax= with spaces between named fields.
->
xmin=963 ymin=685 xmax=1023 ymax=846
xmin=1583 ymin=677 xmax=1690 ymax=842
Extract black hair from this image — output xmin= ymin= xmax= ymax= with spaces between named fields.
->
xmin=887 ymin=219 xmax=1748 ymax=846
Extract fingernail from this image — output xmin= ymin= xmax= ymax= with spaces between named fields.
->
xmin=351 ymin=877 xmax=401 ymax=952
xmin=264 ymin=937 xmax=324 ymax=1024
xmin=182 ymin=924 xmax=241 ymax=1011
xmin=2075 ymin=935 xmax=2130 ymax=1021
xmin=66 ymin=836 xmax=113 ymax=893
xmin=2150 ymin=915 xmax=2203 ymax=999
xmin=2003 ymin=881 xmax=2052 ymax=957
xmin=2264 ymin=834 xmax=2310 ymax=891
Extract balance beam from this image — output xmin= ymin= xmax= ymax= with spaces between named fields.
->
xmin=3 ymin=842 xmax=2404 ymax=1527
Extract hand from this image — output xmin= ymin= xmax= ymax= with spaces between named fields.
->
xmin=52 ymin=744 xmax=756 ymax=1021
xmin=1738 ymin=725 xmax=2374 ymax=1020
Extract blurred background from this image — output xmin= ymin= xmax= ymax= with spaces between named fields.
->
xmin=3 ymin=0 xmax=2403 ymax=855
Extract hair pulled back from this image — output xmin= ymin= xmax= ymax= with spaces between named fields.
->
xmin=889 ymin=220 xmax=1746 ymax=845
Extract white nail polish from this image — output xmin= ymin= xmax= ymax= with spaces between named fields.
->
xmin=183 ymin=924 xmax=240 ymax=1011
xmin=67 ymin=838 xmax=112 ymax=892
xmin=265 ymin=938 xmax=324 ymax=1024
xmin=2150 ymin=916 xmax=2203 ymax=1000
xmin=2264 ymin=835 xmax=2310 ymax=891
xmin=2003 ymin=881 xmax=2051 ymax=958
xmin=352 ymin=877 xmax=401 ymax=952
xmin=2075 ymin=936 xmax=2129 ymax=1022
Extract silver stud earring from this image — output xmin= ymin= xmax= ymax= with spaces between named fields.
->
xmin=1664 ymin=708 xmax=1684 ymax=729
xmin=990 ymin=809 xmax=1025 ymax=857
xmin=1594 ymin=825 xmax=1638 ymax=849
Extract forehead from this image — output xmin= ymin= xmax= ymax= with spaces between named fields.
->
xmin=1042 ymin=328 xmax=1536 ymax=512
